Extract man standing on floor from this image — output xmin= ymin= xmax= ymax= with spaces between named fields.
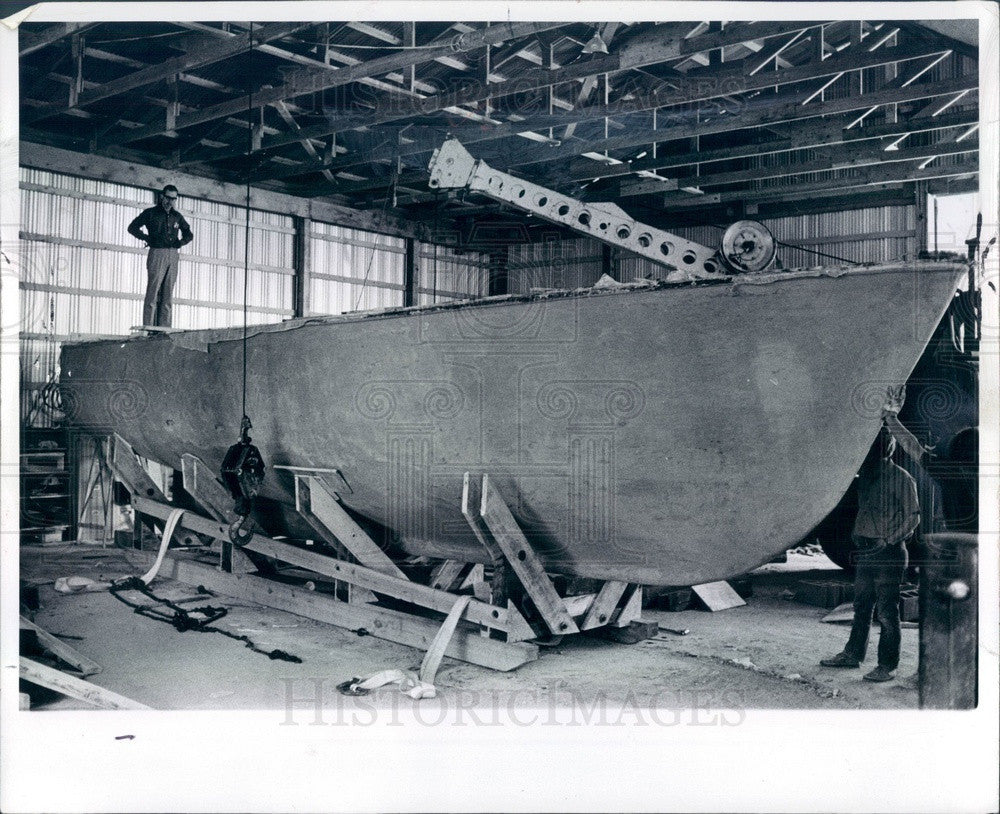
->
xmin=127 ymin=185 xmax=193 ymax=327
xmin=821 ymin=426 xmax=920 ymax=682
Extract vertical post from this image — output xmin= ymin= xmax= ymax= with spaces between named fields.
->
xmin=487 ymin=247 xmax=508 ymax=296
xmin=403 ymin=237 xmax=417 ymax=307
xmin=69 ymin=33 xmax=83 ymax=107
xmin=601 ymin=244 xmax=615 ymax=281
xmin=292 ymin=215 xmax=311 ymax=317
xmin=914 ymin=181 xmax=929 ymax=256
xmin=403 ymin=22 xmax=416 ymax=93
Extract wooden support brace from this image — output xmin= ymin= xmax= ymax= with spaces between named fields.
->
xmin=478 ymin=474 xmax=579 ymax=636
xmin=581 ymin=580 xmax=629 ymax=630
xmin=294 ymin=474 xmax=407 ymax=579
xmin=131 ymin=496 xmax=534 ymax=640
xmin=612 ymin=584 xmax=644 ymax=627
xmin=20 ymin=657 xmax=150 ymax=710
xmin=430 ymin=559 xmax=467 ymax=591
xmin=124 ymin=550 xmax=538 ymax=672
xmin=112 ymin=435 xmax=167 ymax=552
xmin=20 ymin=615 xmax=102 ymax=677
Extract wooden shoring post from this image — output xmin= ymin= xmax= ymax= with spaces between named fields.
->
xmin=110 ymin=433 xmax=166 ymax=551
xmin=289 ymin=471 xmax=407 ymax=579
xmin=612 ymin=584 xmax=644 ymax=627
xmin=130 ymin=495 xmax=535 ymax=641
xmin=430 ymin=559 xmax=468 ymax=591
xmin=580 ymin=580 xmax=629 ymax=630
xmin=293 ymin=215 xmax=312 ymax=317
xmin=478 ymin=474 xmax=580 ymax=636
xmin=461 ymin=472 xmax=512 ymax=608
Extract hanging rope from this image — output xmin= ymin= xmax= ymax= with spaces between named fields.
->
xmin=220 ymin=22 xmax=266 ymax=541
xmin=242 ymin=21 xmax=253 ymax=427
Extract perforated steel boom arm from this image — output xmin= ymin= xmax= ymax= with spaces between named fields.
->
xmin=427 ymin=138 xmax=775 ymax=276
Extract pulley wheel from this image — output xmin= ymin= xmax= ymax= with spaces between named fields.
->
xmin=719 ymin=220 xmax=776 ymax=273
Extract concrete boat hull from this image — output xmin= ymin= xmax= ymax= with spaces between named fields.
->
xmin=59 ymin=261 xmax=966 ymax=585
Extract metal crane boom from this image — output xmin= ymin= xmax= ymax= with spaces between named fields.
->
xmin=427 ymin=138 xmax=776 ymax=277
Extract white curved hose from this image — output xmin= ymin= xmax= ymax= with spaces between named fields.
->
xmin=139 ymin=508 xmax=185 ymax=585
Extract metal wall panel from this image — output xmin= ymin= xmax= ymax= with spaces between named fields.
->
xmin=416 ymin=242 xmax=488 ymax=304
xmin=507 ymin=238 xmax=602 ymax=294
xmin=527 ymin=205 xmax=917 ymax=284
xmin=19 ymin=166 xmax=295 ymax=425
xmin=308 ymin=222 xmax=406 ymax=315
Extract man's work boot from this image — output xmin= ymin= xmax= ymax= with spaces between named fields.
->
xmin=863 ymin=666 xmax=895 ymax=682
xmin=820 ymin=652 xmax=861 ymax=668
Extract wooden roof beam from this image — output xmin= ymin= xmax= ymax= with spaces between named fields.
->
xmin=658 ymin=158 xmax=977 ymax=210
xmin=615 ymin=138 xmax=976 ymax=198
xmin=186 ymin=20 xmax=818 ymax=172
xmin=256 ymin=42 xmax=960 ymax=183
xmin=563 ymin=109 xmax=978 ymax=182
xmin=25 ymin=21 xmax=312 ymax=126
xmin=98 ymin=21 xmax=568 ymax=149
xmin=18 ymin=22 xmax=99 ymax=56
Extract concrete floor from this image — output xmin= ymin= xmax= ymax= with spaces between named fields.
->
xmin=20 ymin=545 xmax=919 ymax=715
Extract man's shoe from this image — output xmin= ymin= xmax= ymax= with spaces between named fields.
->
xmin=863 ymin=666 xmax=895 ymax=682
xmin=820 ymin=652 xmax=861 ymax=668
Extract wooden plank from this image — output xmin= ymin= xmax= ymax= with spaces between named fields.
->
xmin=111 ymin=434 xmax=167 ymax=502
xmin=131 ymin=495 xmax=533 ymax=639
xmin=612 ymin=585 xmax=644 ymax=627
xmin=430 ymin=560 xmax=466 ymax=591
xmin=180 ymin=453 xmax=233 ymax=521
xmin=299 ymin=476 xmax=407 ymax=579
xmin=20 ymin=658 xmax=150 ymax=710
xmin=580 ymin=580 xmax=629 ymax=630
xmin=479 ymin=475 xmax=579 ymax=636
xmin=562 ymin=593 xmax=597 ymax=617
xmin=691 ymin=581 xmax=746 ymax=612
xmin=124 ymin=550 xmax=538 ymax=672
xmin=20 ymin=615 xmax=102 ymax=678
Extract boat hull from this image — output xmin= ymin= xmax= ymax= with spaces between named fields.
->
xmin=59 ymin=261 xmax=965 ymax=585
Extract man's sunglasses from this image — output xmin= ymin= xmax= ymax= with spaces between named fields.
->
xmin=163 ymin=194 xmax=178 ymax=201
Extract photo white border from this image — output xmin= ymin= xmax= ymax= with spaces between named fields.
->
xmin=2 ymin=3 xmax=997 ymax=812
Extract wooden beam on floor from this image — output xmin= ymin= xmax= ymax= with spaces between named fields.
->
xmin=124 ymin=549 xmax=538 ymax=672
xmin=20 ymin=615 xmax=102 ymax=677
xmin=20 ymin=657 xmax=150 ymax=710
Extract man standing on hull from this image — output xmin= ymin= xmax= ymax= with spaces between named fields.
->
xmin=821 ymin=426 xmax=920 ymax=682
xmin=127 ymin=184 xmax=193 ymax=327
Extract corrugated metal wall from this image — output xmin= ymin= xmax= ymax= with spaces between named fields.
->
xmin=565 ymin=203 xmax=917 ymax=281
xmin=309 ymin=221 xmax=406 ymax=314
xmin=416 ymin=242 xmax=489 ymax=304
xmin=19 ymin=167 xmax=297 ymax=426
xmin=507 ymin=238 xmax=603 ymax=294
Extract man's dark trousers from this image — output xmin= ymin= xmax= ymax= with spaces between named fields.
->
xmin=845 ymin=538 xmax=909 ymax=669
xmin=144 ymin=247 xmax=179 ymax=327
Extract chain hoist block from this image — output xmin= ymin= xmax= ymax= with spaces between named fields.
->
xmin=220 ymin=416 xmax=265 ymax=545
